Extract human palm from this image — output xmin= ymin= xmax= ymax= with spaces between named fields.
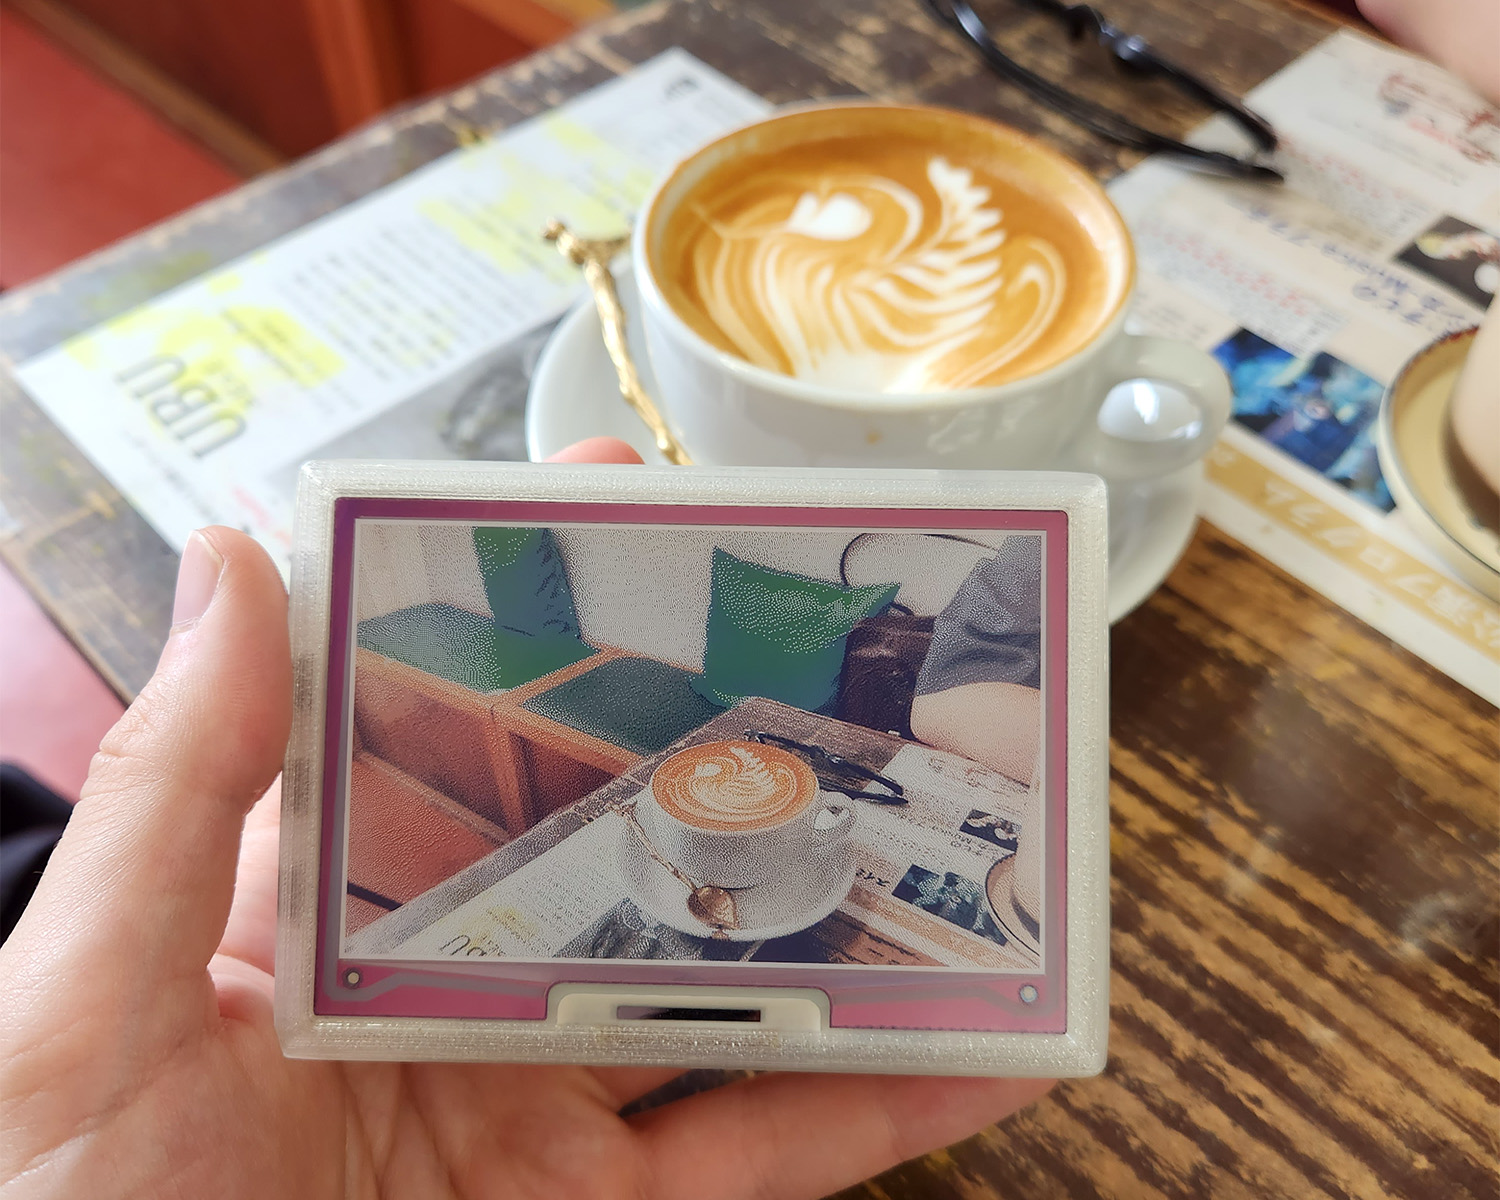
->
xmin=0 ymin=441 xmax=1050 ymax=1199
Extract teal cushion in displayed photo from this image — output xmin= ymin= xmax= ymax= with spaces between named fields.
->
xmin=472 ymin=526 xmax=580 ymax=639
xmin=358 ymin=603 xmax=593 ymax=692
xmin=488 ymin=627 xmax=595 ymax=688
xmin=693 ymin=548 xmax=899 ymax=714
xmin=523 ymin=656 xmax=722 ymax=757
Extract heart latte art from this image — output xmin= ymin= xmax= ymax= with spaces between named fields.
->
xmin=650 ymin=741 xmax=817 ymax=832
xmin=652 ymin=126 xmax=1118 ymax=394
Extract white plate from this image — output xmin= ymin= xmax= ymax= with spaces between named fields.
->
xmin=618 ymin=807 xmax=858 ymax=943
xmin=984 ymin=853 xmax=1041 ymax=959
xmin=527 ymin=266 xmax=1203 ymax=623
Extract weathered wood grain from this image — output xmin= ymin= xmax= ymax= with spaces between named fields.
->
xmin=836 ymin=525 xmax=1497 ymax=1199
xmin=1 ymin=0 xmax=1494 ymax=1195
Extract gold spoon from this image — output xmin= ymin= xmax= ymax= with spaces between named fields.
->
xmin=544 ymin=220 xmax=694 ymax=466
xmin=620 ymin=804 xmax=739 ymax=939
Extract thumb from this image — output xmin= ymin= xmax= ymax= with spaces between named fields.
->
xmin=2 ymin=527 xmax=291 ymax=1025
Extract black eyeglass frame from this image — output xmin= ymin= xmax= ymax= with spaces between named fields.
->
xmin=744 ymin=730 xmax=909 ymax=805
xmin=925 ymin=0 xmax=1283 ymax=181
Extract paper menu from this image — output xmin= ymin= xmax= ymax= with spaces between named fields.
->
xmin=1108 ymin=30 xmax=1500 ymax=703
xmin=385 ymin=812 xmax=632 ymax=960
xmin=11 ymin=51 xmax=770 ymax=565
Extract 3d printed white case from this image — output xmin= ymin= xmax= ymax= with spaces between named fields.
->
xmin=276 ymin=462 xmax=1109 ymax=1075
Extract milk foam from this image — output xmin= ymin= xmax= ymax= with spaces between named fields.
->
xmin=657 ymin=744 xmax=808 ymax=829
xmin=682 ymin=747 xmax=780 ymax=818
xmin=688 ymin=156 xmax=1065 ymax=394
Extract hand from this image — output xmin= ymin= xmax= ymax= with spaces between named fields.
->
xmin=1357 ymin=0 xmax=1500 ymax=104
xmin=0 ymin=437 xmax=1052 ymax=1199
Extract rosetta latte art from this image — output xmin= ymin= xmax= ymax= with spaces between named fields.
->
xmin=687 ymin=156 xmax=1066 ymax=393
xmin=652 ymin=742 xmax=813 ymax=830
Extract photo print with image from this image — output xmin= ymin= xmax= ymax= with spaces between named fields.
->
xmin=1394 ymin=215 xmax=1500 ymax=311
xmin=338 ymin=518 xmax=1054 ymax=975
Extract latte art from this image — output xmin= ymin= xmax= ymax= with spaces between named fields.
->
xmin=687 ymin=156 xmax=1065 ymax=393
xmin=651 ymin=113 xmax=1125 ymax=395
xmin=651 ymin=741 xmax=816 ymax=832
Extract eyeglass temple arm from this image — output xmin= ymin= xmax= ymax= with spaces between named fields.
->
xmin=933 ymin=0 xmax=1152 ymax=145
xmin=744 ymin=730 xmax=906 ymax=795
xmin=929 ymin=0 xmax=1282 ymax=179
xmin=1100 ymin=28 xmax=1278 ymax=151
xmin=1029 ymin=0 xmax=1277 ymax=151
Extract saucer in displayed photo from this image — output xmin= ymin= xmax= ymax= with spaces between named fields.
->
xmin=616 ymin=805 xmax=858 ymax=943
xmin=983 ymin=853 xmax=1041 ymax=959
xmin=526 ymin=263 xmax=1203 ymax=623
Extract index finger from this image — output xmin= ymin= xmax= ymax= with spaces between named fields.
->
xmin=546 ymin=437 xmax=645 ymax=464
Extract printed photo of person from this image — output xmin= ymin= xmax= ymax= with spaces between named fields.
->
xmin=892 ymin=865 xmax=1011 ymax=947
xmin=959 ymin=809 xmax=1020 ymax=850
xmin=1396 ymin=215 xmax=1500 ymax=310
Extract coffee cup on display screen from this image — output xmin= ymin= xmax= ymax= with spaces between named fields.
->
xmin=638 ymin=739 xmax=856 ymax=891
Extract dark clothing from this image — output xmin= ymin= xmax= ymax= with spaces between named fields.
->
xmin=1 ymin=764 xmax=72 ymax=944
xmin=914 ymin=536 xmax=1043 ymax=696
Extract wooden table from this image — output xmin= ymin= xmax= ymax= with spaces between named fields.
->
xmin=1 ymin=0 xmax=1494 ymax=1196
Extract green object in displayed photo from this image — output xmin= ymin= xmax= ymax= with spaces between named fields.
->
xmin=473 ymin=526 xmax=582 ymax=639
xmin=357 ymin=603 xmax=593 ymax=692
xmin=694 ymin=548 xmax=899 ymax=713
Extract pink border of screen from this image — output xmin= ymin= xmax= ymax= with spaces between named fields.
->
xmin=314 ymin=499 xmax=1070 ymax=1033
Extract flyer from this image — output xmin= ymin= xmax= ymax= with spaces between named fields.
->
xmin=1108 ymin=30 xmax=1500 ymax=702
xmin=14 ymin=31 xmax=1497 ymax=699
xmin=10 ymin=51 xmax=769 ymax=563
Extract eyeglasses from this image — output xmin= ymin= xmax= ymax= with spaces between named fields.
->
xmin=924 ymin=0 xmax=1282 ymax=181
xmin=744 ymin=730 xmax=908 ymax=805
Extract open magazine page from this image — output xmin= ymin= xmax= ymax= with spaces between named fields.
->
xmin=11 ymin=52 xmax=769 ymax=567
xmin=1108 ymin=30 xmax=1500 ymax=701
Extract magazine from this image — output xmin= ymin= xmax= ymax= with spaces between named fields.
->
xmin=11 ymin=51 xmax=769 ymax=565
xmin=1108 ymin=30 xmax=1500 ymax=701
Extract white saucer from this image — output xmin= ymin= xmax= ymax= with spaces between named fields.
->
xmin=617 ymin=814 xmax=857 ymax=943
xmin=527 ymin=267 xmax=1203 ymax=623
xmin=984 ymin=853 xmax=1042 ymax=958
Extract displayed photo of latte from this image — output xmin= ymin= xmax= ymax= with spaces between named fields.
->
xmin=336 ymin=513 xmax=1058 ymax=975
xmin=650 ymin=740 xmax=814 ymax=828
xmin=647 ymin=106 xmax=1131 ymax=394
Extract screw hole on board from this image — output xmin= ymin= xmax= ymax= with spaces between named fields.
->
xmin=1019 ymin=984 xmax=1038 ymax=1004
xmin=344 ymin=969 xmax=362 ymax=988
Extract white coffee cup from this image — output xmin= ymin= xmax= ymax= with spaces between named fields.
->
xmin=631 ymin=102 xmax=1231 ymax=479
xmin=637 ymin=742 xmax=856 ymax=890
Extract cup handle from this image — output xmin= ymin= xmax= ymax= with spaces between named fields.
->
xmin=812 ymin=802 xmax=856 ymax=844
xmin=1062 ymin=334 xmax=1232 ymax=483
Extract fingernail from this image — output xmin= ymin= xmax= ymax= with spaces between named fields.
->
xmin=172 ymin=531 xmax=224 ymax=630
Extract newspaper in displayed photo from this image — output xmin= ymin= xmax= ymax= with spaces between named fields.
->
xmin=1109 ymin=29 xmax=1500 ymax=702
xmin=382 ymin=811 xmax=631 ymax=960
xmin=363 ymin=746 xmax=1043 ymax=971
xmin=842 ymin=745 xmax=1039 ymax=969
